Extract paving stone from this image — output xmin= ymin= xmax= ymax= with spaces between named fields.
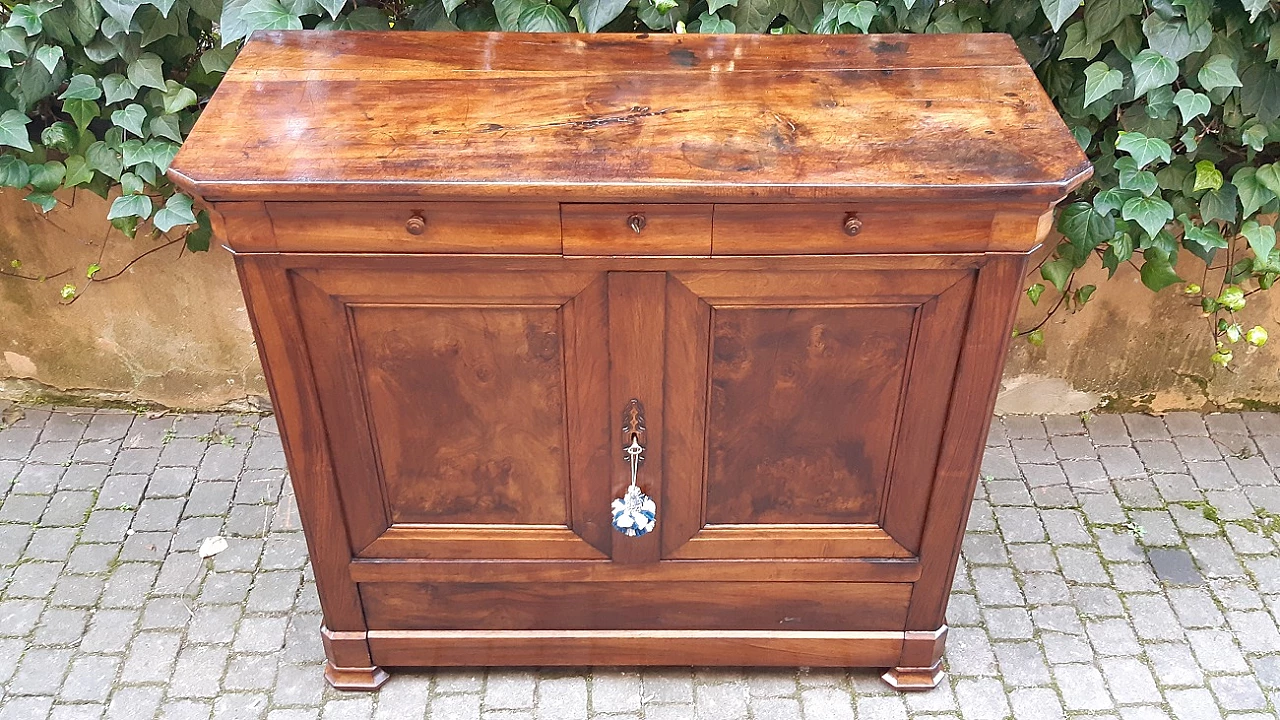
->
xmin=8 ymin=561 xmax=65 ymax=597
xmin=1086 ymin=414 xmax=1130 ymax=444
xmin=1125 ymin=414 xmax=1171 ymax=440
xmin=429 ymin=694 xmax=479 ymax=720
xmin=993 ymin=507 xmax=1045 ymax=542
xmin=992 ymin=641 xmax=1050 ymax=687
xmin=233 ymin=615 xmax=288 ymax=653
xmin=1189 ymin=536 xmax=1247 ymax=578
xmin=1188 ymin=629 xmax=1250 ymax=673
xmin=120 ymin=631 xmax=183 ymax=684
xmin=14 ymin=463 xmax=66 ymax=494
xmin=944 ymin=627 xmax=997 ymax=677
xmin=799 ymin=688 xmax=854 ymax=720
xmin=1054 ymin=664 xmax=1113 ymax=711
xmin=11 ymin=647 xmax=75 ymax=695
xmin=1086 ymin=617 xmax=1142 ymax=655
xmin=1226 ymin=610 xmax=1280 ymax=652
xmin=986 ymin=479 xmax=1034 ymax=506
xmin=33 ymin=608 xmax=90 ymax=646
xmin=273 ymin=664 xmax=326 ymax=707
xmin=1168 ymin=588 xmax=1224 ymax=628
xmin=979 ymin=447 xmax=1018 ymax=479
xmin=60 ymin=654 xmax=120 ymax=702
xmin=1189 ymin=461 xmax=1239 ymax=490
xmin=1210 ymin=676 xmax=1267 ymax=711
xmin=78 ymin=608 xmax=139 ymax=654
xmin=146 ymin=467 xmax=197 ymax=498
xmin=1100 ymin=656 xmax=1161 ymax=704
xmin=169 ymin=646 xmax=229 ymax=698
xmin=1057 ymin=459 xmax=1103 ymax=487
xmin=1004 ymin=416 xmax=1047 ymax=439
xmin=1011 ymin=438 xmax=1056 ymax=464
xmin=1154 ymin=473 xmax=1203 ymax=503
xmin=0 ymin=697 xmax=55 ymax=720
xmin=1008 ymin=688 xmax=1064 ymax=720
xmin=1050 ymin=435 xmax=1096 ymax=460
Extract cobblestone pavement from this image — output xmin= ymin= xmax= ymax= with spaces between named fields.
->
xmin=0 ymin=405 xmax=1279 ymax=719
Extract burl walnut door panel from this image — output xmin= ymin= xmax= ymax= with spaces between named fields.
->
xmin=660 ymin=266 xmax=976 ymax=561
xmin=288 ymin=263 xmax=614 ymax=561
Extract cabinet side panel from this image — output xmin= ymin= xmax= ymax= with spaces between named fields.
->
xmin=234 ymin=254 xmax=366 ymax=632
xmin=905 ymin=252 xmax=1029 ymax=630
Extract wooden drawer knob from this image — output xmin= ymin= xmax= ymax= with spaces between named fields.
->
xmin=405 ymin=214 xmax=426 ymax=235
xmin=627 ymin=213 xmax=647 ymax=234
xmin=843 ymin=213 xmax=863 ymax=237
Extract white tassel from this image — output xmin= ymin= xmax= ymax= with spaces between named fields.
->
xmin=611 ymin=485 xmax=656 ymax=537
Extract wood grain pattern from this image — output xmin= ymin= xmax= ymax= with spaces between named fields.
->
xmin=262 ymin=202 xmax=561 ymax=254
xmin=352 ymin=304 xmax=568 ymax=525
xmin=169 ymin=33 xmax=1091 ymax=204
xmin=705 ymin=306 xmax=914 ymax=524
xmin=712 ymin=204 xmax=996 ymax=254
xmin=347 ymin=557 xmax=922 ymax=583
xmin=367 ymin=629 xmax=905 ymax=667
xmin=563 ymin=204 xmax=712 ymax=256
xmin=361 ymin=581 xmax=910 ymax=630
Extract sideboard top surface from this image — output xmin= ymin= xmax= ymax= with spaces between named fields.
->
xmin=169 ymin=31 xmax=1091 ymax=204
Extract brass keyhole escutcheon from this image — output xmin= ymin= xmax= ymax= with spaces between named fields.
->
xmin=627 ymin=213 xmax=647 ymax=234
xmin=843 ymin=212 xmax=863 ymax=237
xmin=405 ymin=214 xmax=426 ymax=235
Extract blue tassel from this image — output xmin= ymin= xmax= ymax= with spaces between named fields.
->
xmin=611 ymin=485 xmax=656 ymax=537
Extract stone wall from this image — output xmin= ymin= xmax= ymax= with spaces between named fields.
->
xmin=2 ymin=188 xmax=1277 ymax=413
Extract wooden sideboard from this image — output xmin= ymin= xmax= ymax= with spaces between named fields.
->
xmin=169 ymin=30 xmax=1090 ymax=690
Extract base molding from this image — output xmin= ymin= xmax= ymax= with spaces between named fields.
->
xmin=881 ymin=661 xmax=944 ymax=690
xmin=367 ymin=629 xmax=906 ymax=667
xmin=325 ymin=663 xmax=390 ymax=690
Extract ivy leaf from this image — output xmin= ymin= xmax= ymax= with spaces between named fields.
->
xmin=708 ymin=0 xmax=737 ymax=11
xmin=28 ymin=161 xmax=66 ymax=192
xmin=0 ymin=156 xmax=31 ymax=187
xmin=1199 ymin=183 xmax=1239 ymax=225
xmin=731 ymin=0 xmax=781 ymax=33
xmin=102 ymin=74 xmax=138 ymax=104
xmin=579 ymin=0 xmax=629 ymax=31
xmin=1241 ymin=220 xmax=1278 ymax=267
xmin=1131 ymin=49 xmax=1178 ymax=99
xmin=1041 ymin=256 xmax=1075 ymax=292
xmin=1083 ymin=62 xmax=1124 ymax=106
xmin=1140 ymin=250 xmax=1183 ymax=292
xmin=63 ymin=98 xmax=98 ymax=131
xmin=149 ymin=114 xmax=182 ymax=142
xmin=1257 ymin=164 xmax=1280 ymax=198
xmin=1084 ymin=0 xmax=1140 ymax=43
xmin=1039 ymin=0 xmax=1081 ymax=32
xmin=0 ymin=27 xmax=27 ymax=56
xmin=58 ymin=73 xmax=101 ymax=100
xmin=517 ymin=3 xmax=569 ymax=30
xmin=1142 ymin=13 xmax=1210 ymax=62
xmin=1242 ymin=63 xmax=1280 ymax=125
xmin=110 ymin=103 xmax=147 ymax=136
xmin=1182 ymin=217 xmax=1228 ymax=252
xmin=316 ymin=0 xmax=347 ymax=18
xmin=1027 ymin=283 xmax=1045 ymax=305
xmin=1242 ymin=123 xmax=1269 ymax=152
xmin=153 ymin=192 xmax=197 ymax=231
xmin=1193 ymin=160 xmax=1223 ymax=193
xmin=220 ymin=0 xmax=303 ymax=46
xmin=1242 ymin=0 xmax=1269 ymax=22
xmin=1172 ymin=89 xmax=1210 ymax=126
xmin=199 ymin=45 xmax=239 ymax=74
xmin=1122 ymin=195 xmax=1174 ymax=239
xmin=119 ymin=171 xmax=143 ymax=195
xmin=1057 ymin=201 xmax=1116 ymax=252
xmin=698 ymin=11 xmax=735 ymax=31
xmin=1115 ymin=131 xmax=1173 ymax=169
xmin=1198 ymin=54 xmax=1243 ymax=93
xmin=185 ymin=210 xmax=212 ymax=252
xmin=1094 ymin=187 xmax=1135 ymax=215
xmin=107 ymin=193 xmax=153 ymax=220
xmin=86 ymin=141 xmax=123 ymax=179
xmin=838 ymin=0 xmax=875 ymax=32
xmin=0 ymin=109 xmax=32 ymax=152
xmin=26 ymin=192 xmax=57 ymax=213
xmin=127 ymin=53 xmax=165 ymax=90
xmin=98 ymin=0 xmax=144 ymax=28
xmin=62 ymin=154 xmax=94 ymax=186
xmin=34 ymin=45 xmax=64 ymax=73
xmin=1234 ymin=167 xmax=1277 ymax=219
xmin=1060 ymin=22 xmax=1101 ymax=61
xmin=160 ymin=80 xmax=197 ymax=114
xmin=7 ymin=5 xmax=44 ymax=35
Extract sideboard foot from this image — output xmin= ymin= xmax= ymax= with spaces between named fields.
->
xmin=881 ymin=661 xmax=944 ymax=690
xmin=324 ymin=662 xmax=390 ymax=690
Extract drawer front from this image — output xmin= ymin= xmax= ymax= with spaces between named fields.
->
xmin=361 ymin=581 xmax=910 ymax=631
xmin=561 ymin=204 xmax=712 ymax=256
xmin=712 ymin=204 xmax=994 ymax=255
xmin=264 ymin=202 xmax=561 ymax=253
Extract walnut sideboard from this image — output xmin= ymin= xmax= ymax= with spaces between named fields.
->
xmin=168 ymin=30 xmax=1090 ymax=690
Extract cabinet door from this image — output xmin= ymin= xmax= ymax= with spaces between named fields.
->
xmin=657 ymin=263 xmax=977 ymax=562
xmin=287 ymin=261 xmax=615 ymax=561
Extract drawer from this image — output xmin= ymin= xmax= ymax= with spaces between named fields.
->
xmin=561 ymin=204 xmax=712 ymax=256
xmin=712 ymin=204 xmax=995 ymax=255
xmin=362 ymin=581 xmax=910 ymax=631
xmin=263 ymin=202 xmax=561 ymax=253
